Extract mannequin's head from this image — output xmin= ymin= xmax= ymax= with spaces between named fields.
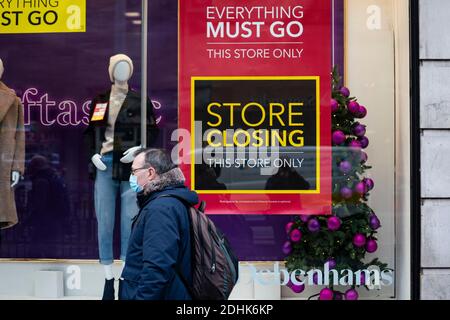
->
xmin=113 ymin=61 xmax=131 ymax=82
xmin=108 ymin=54 xmax=133 ymax=83
xmin=0 ymin=59 xmax=4 ymax=80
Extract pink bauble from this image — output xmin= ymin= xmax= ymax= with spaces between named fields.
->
xmin=349 ymin=139 xmax=362 ymax=150
xmin=340 ymin=87 xmax=350 ymax=97
xmin=282 ymin=241 xmax=292 ymax=255
xmin=353 ymin=124 xmax=366 ymax=137
xmin=339 ymin=161 xmax=352 ymax=174
xmin=313 ymin=272 xmax=319 ymax=285
xmin=366 ymin=238 xmax=378 ymax=253
xmin=331 ymin=99 xmax=339 ymax=113
xmin=307 ymin=218 xmax=320 ymax=233
xmin=348 ymin=101 xmax=360 ymax=114
xmin=300 ymin=215 xmax=310 ymax=223
xmin=358 ymin=106 xmax=367 ymax=118
xmin=285 ymin=222 xmax=294 ymax=234
xmin=369 ymin=214 xmax=381 ymax=230
xmin=353 ymin=233 xmax=366 ymax=247
xmin=358 ymin=273 xmax=366 ymax=286
xmin=327 ymin=216 xmax=341 ymax=231
xmin=364 ymin=178 xmax=375 ymax=191
xmin=333 ymin=130 xmax=346 ymax=145
xmin=340 ymin=187 xmax=353 ymax=199
xmin=345 ymin=289 xmax=359 ymax=300
xmin=326 ymin=258 xmax=337 ymax=269
xmin=319 ymin=288 xmax=334 ymax=300
xmin=355 ymin=182 xmax=367 ymax=196
xmin=288 ymin=281 xmax=305 ymax=294
xmin=290 ymin=229 xmax=302 ymax=243
xmin=359 ymin=136 xmax=369 ymax=149
xmin=360 ymin=151 xmax=368 ymax=163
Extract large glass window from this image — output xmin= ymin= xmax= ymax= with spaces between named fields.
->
xmin=0 ymin=0 xmax=410 ymax=300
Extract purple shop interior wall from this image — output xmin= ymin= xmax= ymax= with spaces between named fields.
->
xmin=0 ymin=0 xmax=343 ymax=261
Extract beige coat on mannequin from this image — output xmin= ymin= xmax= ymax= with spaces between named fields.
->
xmin=0 ymin=81 xmax=25 ymax=229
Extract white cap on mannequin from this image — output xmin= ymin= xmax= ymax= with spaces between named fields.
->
xmin=0 ymin=58 xmax=4 ymax=80
xmin=108 ymin=54 xmax=133 ymax=83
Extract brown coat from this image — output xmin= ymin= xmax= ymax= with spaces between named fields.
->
xmin=0 ymin=81 xmax=25 ymax=229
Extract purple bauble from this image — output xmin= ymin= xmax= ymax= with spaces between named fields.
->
xmin=327 ymin=217 xmax=341 ymax=231
xmin=285 ymin=222 xmax=294 ymax=234
xmin=290 ymin=229 xmax=302 ymax=243
xmin=332 ymin=130 xmax=346 ymax=145
xmin=358 ymin=105 xmax=367 ymax=118
xmin=334 ymin=292 xmax=344 ymax=300
xmin=366 ymin=238 xmax=378 ymax=253
xmin=288 ymin=281 xmax=305 ymax=294
xmin=340 ymin=87 xmax=350 ymax=98
xmin=349 ymin=139 xmax=362 ymax=150
xmin=340 ymin=187 xmax=353 ymax=199
xmin=359 ymin=136 xmax=369 ymax=149
xmin=369 ymin=214 xmax=381 ymax=230
xmin=353 ymin=233 xmax=366 ymax=248
xmin=348 ymin=101 xmax=360 ymax=114
xmin=360 ymin=151 xmax=368 ymax=163
xmin=300 ymin=215 xmax=310 ymax=223
xmin=312 ymin=272 xmax=319 ymax=285
xmin=355 ymin=182 xmax=367 ymax=196
xmin=282 ymin=241 xmax=292 ymax=255
xmin=319 ymin=288 xmax=334 ymax=300
xmin=326 ymin=258 xmax=337 ymax=269
xmin=307 ymin=218 xmax=320 ymax=233
xmin=353 ymin=124 xmax=366 ymax=137
xmin=339 ymin=161 xmax=352 ymax=174
xmin=345 ymin=289 xmax=359 ymax=300
xmin=364 ymin=178 xmax=375 ymax=191
xmin=358 ymin=273 xmax=366 ymax=285
xmin=331 ymin=99 xmax=339 ymax=113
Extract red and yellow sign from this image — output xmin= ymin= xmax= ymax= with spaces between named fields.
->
xmin=179 ymin=0 xmax=332 ymax=215
xmin=0 ymin=0 xmax=86 ymax=34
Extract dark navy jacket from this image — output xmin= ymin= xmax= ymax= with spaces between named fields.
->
xmin=119 ymin=184 xmax=198 ymax=300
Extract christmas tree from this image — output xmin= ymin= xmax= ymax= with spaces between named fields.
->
xmin=283 ymin=67 xmax=390 ymax=300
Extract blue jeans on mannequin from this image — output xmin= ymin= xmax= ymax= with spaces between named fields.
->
xmin=94 ymin=152 xmax=138 ymax=265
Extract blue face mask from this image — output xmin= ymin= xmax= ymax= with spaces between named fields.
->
xmin=129 ymin=174 xmax=143 ymax=193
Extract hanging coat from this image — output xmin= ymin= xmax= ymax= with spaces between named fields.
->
xmin=0 ymin=81 xmax=25 ymax=229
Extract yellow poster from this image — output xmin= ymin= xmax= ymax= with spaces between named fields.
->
xmin=0 ymin=0 xmax=86 ymax=34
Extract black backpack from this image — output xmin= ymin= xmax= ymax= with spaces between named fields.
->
xmin=157 ymin=194 xmax=239 ymax=300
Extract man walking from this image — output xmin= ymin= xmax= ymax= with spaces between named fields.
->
xmin=119 ymin=148 xmax=198 ymax=300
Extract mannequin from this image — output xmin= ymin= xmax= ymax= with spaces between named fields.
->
xmin=0 ymin=58 xmax=25 ymax=229
xmin=91 ymin=59 xmax=141 ymax=170
xmin=83 ymin=54 xmax=158 ymax=299
xmin=0 ymin=59 xmax=20 ymax=187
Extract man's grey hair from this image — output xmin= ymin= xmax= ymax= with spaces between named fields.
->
xmin=134 ymin=148 xmax=177 ymax=175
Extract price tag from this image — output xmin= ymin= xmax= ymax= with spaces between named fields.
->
xmin=91 ymin=103 xmax=108 ymax=121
